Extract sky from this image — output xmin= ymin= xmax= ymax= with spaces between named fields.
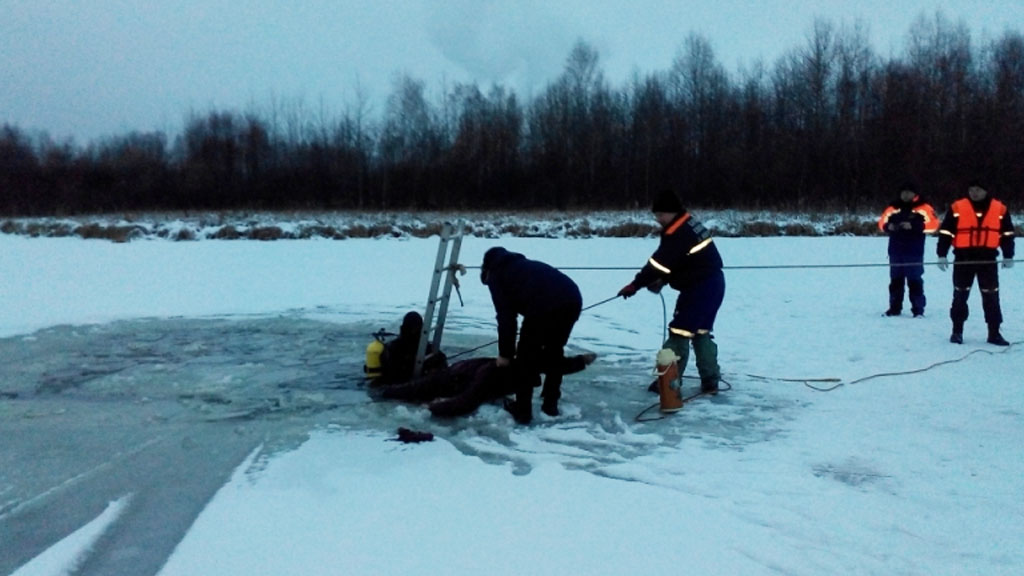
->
xmin=2 ymin=219 xmax=1023 ymax=574
xmin=3 ymin=0 xmax=1024 ymax=144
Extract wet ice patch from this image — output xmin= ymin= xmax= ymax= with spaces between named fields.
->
xmin=812 ymin=457 xmax=892 ymax=489
xmin=1 ymin=314 xmax=808 ymax=485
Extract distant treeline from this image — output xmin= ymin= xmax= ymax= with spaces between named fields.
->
xmin=2 ymin=13 xmax=1023 ymax=216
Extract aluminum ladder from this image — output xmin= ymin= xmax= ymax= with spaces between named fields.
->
xmin=414 ymin=222 xmax=465 ymax=377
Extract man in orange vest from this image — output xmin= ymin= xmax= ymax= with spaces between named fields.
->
xmin=878 ymin=181 xmax=940 ymax=317
xmin=936 ymin=182 xmax=1016 ymax=345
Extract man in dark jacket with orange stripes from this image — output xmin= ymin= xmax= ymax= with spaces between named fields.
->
xmin=618 ymin=189 xmax=725 ymax=394
xmin=936 ymin=181 xmax=1015 ymax=345
xmin=878 ymin=182 xmax=939 ymax=317
xmin=481 ymin=247 xmax=584 ymax=424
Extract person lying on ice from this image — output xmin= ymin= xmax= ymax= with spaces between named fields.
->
xmin=375 ymin=352 xmax=596 ymax=418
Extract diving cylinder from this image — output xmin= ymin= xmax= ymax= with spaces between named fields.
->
xmin=655 ymin=348 xmax=683 ymax=413
xmin=364 ymin=334 xmax=385 ymax=378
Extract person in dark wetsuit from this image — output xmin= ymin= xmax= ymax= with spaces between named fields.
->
xmin=375 ymin=311 xmax=445 ymax=385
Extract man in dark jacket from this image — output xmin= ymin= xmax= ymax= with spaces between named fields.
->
xmin=936 ymin=181 xmax=1015 ymax=345
xmin=878 ymin=182 xmax=939 ymax=317
xmin=618 ymin=189 xmax=725 ymax=394
xmin=376 ymin=352 xmax=595 ymax=418
xmin=481 ymin=247 xmax=584 ymax=424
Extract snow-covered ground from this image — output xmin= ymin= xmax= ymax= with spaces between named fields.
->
xmin=0 ymin=208 xmax=878 ymax=242
xmin=1 ymin=222 xmax=1022 ymax=576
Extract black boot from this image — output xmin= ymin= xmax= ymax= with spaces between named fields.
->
xmin=950 ymin=321 xmax=964 ymax=344
xmin=988 ymin=325 xmax=1010 ymax=346
xmin=503 ymin=385 xmax=533 ymax=424
xmin=541 ymin=397 xmax=560 ymax=417
xmin=503 ymin=398 xmax=532 ymax=424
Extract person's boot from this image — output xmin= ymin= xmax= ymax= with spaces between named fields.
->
xmin=692 ymin=333 xmax=720 ymax=394
xmin=950 ymin=321 xmax=964 ymax=344
xmin=503 ymin=398 xmax=532 ymax=424
xmin=908 ymin=279 xmax=925 ymax=317
xmin=541 ymin=397 xmax=559 ymax=417
xmin=503 ymin=387 xmax=533 ymax=424
xmin=988 ymin=324 xmax=1010 ymax=346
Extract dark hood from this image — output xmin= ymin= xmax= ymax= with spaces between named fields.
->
xmin=480 ymin=247 xmax=524 ymax=284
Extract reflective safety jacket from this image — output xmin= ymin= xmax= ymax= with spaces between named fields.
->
xmin=878 ymin=195 xmax=939 ymax=257
xmin=878 ymin=195 xmax=939 ymax=234
xmin=937 ymin=197 xmax=1015 ymax=259
xmin=631 ymin=210 xmax=723 ymax=291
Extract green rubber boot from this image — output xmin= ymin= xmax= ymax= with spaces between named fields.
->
xmin=692 ymin=333 xmax=720 ymax=394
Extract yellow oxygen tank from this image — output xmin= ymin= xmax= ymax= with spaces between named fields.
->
xmin=655 ymin=348 xmax=683 ymax=413
xmin=364 ymin=330 xmax=386 ymax=378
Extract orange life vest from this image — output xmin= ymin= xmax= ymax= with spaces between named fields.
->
xmin=950 ymin=198 xmax=1007 ymax=249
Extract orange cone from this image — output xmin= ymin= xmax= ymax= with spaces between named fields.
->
xmin=655 ymin=348 xmax=683 ymax=413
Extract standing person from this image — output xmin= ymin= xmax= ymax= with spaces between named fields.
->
xmin=618 ymin=189 xmax=725 ymax=394
xmin=936 ymin=181 xmax=1015 ymax=345
xmin=480 ymin=247 xmax=583 ymax=424
xmin=878 ymin=182 xmax=940 ymax=317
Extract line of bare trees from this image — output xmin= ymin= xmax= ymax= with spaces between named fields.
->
xmin=2 ymin=13 xmax=1022 ymax=216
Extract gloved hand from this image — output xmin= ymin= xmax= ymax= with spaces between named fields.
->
xmin=617 ymin=283 xmax=638 ymax=299
xmin=1003 ymin=258 xmax=1014 ymax=269
xmin=937 ymin=256 xmax=949 ymax=271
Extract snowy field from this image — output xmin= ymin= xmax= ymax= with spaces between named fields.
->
xmin=1 ymin=227 xmax=1022 ymax=576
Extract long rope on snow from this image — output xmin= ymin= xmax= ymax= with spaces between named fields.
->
xmin=739 ymin=340 xmax=1020 ymax=393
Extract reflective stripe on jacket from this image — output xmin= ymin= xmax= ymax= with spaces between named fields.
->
xmin=877 ymin=196 xmax=939 ymax=234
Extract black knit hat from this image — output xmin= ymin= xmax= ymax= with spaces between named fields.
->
xmin=651 ymin=189 xmax=682 ymax=213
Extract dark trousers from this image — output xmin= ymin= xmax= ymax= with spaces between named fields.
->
xmin=514 ymin=305 xmax=581 ymax=405
xmin=950 ymin=260 xmax=1002 ymax=326
xmin=888 ymin=250 xmax=926 ymax=314
xmin=889 ymin=277 xmax=926 ymax=315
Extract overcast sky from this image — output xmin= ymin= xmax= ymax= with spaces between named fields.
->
xmin=3 ymin=0 xmax=1023 ymax=143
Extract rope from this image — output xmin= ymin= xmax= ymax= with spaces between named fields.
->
xmin=633 ymin=291 xmax=736 ymax=422
xmin=635 ymin=376 xmax=735 ymax=422
xmin=445 ymin=292 xmax=625 ymax=361
xmin=581 ymin=295 xmax=620 ymax=312
xmin=741 ymin=340 xmax=1019 ymax=392
xmin=462 ymin=258 xmax=1013 ymax=272
xmin=633 ymin=340 xmax=1018 ymax=421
